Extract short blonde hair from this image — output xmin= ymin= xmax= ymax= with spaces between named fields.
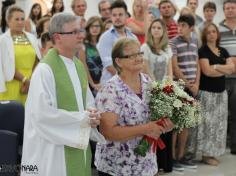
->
xmin=112 ymin=38 xmax=140 ymax=74
xmin=132 ymin=0 xmax=147 ymax=19
xmin=6 ymin=5 xmax=24 ymax=22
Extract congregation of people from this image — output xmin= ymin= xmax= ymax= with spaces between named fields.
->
xmin=0 ymin=0 xmax=236 ymax=175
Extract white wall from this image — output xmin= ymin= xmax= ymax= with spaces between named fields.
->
xmin=173 ymin=0 xmax=224 ymax=24
xmin=1 ymin=0 xmax=224 ymax=25
xmin=63 ymin=0 xmax=133 ymax=19
xmin=16 ymin=0 xmax=26 ymax=8
xmin=59 ymin=0 xmax=224 ymax=24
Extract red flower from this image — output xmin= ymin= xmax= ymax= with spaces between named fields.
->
xmin=163 ymin=85 xmax=174 ymax=94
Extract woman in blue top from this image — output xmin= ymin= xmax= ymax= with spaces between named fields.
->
xmin=80 ymin=16 xmax=104 ymax=96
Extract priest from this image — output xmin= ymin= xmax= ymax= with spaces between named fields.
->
xmin=21 ymin=12 xmax=105 ymax=176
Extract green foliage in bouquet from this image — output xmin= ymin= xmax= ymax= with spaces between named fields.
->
xmin=134 ymin=79 xmax=202 ymax=156
xmin=134 ymin=139 xmax=151 ymax=157
xmin=148 ymin=79 xmax=202 ymax=131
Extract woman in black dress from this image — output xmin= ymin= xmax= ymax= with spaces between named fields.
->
xmin=188 ymin=23 xmax=235 ymax=166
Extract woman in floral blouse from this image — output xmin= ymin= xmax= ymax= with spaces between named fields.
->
xmin=95 ymin=38 xmax=174 ymax=176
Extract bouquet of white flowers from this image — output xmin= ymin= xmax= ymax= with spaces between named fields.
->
xmin=134 ymin=79 xmax=201 ymax=157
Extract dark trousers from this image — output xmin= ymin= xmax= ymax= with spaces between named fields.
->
xmin=156 ymin=131 xmax=173 ymax=172
xmin=226 ymin=78 xmax=236 ymax=151
xmin=98 ymin=171 xmax=112 ymax=176
xmin=90 ymin=140 xmax=97 ymax=168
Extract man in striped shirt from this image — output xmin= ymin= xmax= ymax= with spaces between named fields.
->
xmin=219 ymin=0 xmax=236 ymax=155
xmin=158 ymin=1 xmax=179 ymax=172
xmin=170 ymin=14 xmax=200 ymax=171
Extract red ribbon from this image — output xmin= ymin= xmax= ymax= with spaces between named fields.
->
xmin=144 ymin=135 xmax=165 ymax=153
xmin=144 ymin=118 xmax=166 ymax=153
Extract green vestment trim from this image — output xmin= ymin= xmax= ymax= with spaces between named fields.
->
xmin=42 ymin=48 xmax=91 ymax=176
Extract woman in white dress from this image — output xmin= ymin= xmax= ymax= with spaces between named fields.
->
xmin=141 ymin=18 xmax=173 ymax=173
xmin=49 ymin=0 xmax=64 ymax=17
xmin=141 ymin=18 xmax=172 ymax=81
xmin=25 ymin=3 xmax=42 ymax=37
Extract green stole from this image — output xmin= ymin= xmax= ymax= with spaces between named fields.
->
xmin=42 ymin=48 xmax=91 ymax=176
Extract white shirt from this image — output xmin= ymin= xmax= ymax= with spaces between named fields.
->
xmin=29 ymin=19 xmax=37 ymax=38
xmin=141 ymin=43 xmax=172 ymax=81
xmin=21 ymin=56 xmax=105 ymax=176
xmin=0 ymin=30 xmax=41 ymax=92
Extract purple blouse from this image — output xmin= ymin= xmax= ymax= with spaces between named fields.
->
xmin=95 ymin=73 xmax=157 ymax=176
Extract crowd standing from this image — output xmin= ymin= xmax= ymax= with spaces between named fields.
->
xmin=0 ymin=0 xmax=236 ymax=175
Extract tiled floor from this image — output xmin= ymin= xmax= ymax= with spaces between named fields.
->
xmin=167 ymin=150 xmax=236 ymax=176
xmin=92 ymin=150 xmax=236 ymax=176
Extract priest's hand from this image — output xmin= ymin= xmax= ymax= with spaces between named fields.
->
xmin=87 ymin=109 xmax=101 ymax=128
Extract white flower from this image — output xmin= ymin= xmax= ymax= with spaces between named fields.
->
xmin=160 ymin=78 xmax=172 ymax=89
xmin=173 ymin=99 xmax=183 ymax=108
xmin=173 ymin=84 xmax=194 ymax=100
xmin=188 ymin=110 xmax=194 ymax=120
xmin=148 ymin=80 xmax=202 ymax=132
xmin=150 ymin=81 xmax=159 ymax=88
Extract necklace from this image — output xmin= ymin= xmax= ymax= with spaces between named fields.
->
xmin=12 ymin=34 xmax=30 ymax=45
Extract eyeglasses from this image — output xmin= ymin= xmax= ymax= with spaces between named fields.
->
xmin=121 ymin=52 xmax=144 ymax=60
xmin=56 ymin=28 xmax=86 ymax=35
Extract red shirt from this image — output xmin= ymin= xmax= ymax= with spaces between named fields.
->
xmin=166 ymin=19 xmax=178 ymax=39
xmin=126 ymin=18 xmax=145 ymax=44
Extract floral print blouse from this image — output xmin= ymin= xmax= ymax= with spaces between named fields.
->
xmin=95 ymin=73 xmax=157 ymax=176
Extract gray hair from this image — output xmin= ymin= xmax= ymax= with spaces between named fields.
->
xmin=71 ymin=0 xmax=87 ymax=9
xmin=98 ymin=0 xmax=110 ymax=12
xmin=48 ymin=12 xmax=80 ymax=43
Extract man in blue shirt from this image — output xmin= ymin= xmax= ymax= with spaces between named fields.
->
xmin=97 ymin=0 xmax=137 ymax=85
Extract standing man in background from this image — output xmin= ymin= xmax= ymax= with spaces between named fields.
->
xmin=98 ymin=0 xmax=111 ymax=22
xmin=97 ymin=0 xmax=137 ymax=85
xmin=159 ymin=0 xmax=178 ymax=39
xmin=170 ymin=14 xmax=200 ymax=171
xmin=219 ymin=0 xmax=236 ymax=155
xmin=71 ymin=0 xmax=87 ymax=26
xmin=71 ymin=0 xmax=87 ymax=17
xmin=187 ymin=0 xmax=203 ymax=26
